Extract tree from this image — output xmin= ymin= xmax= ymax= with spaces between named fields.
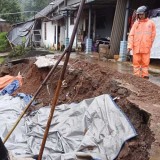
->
xmin=0 ymin=0 xmax=22 ymax=24
xmin=18 ymin=0 xmax=52 ymax=21
xmin=24 ymin=0 xmax=52 ymax=12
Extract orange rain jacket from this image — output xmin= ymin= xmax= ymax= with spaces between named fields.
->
xmin=128 ymin=18 xmax=156 ymax=54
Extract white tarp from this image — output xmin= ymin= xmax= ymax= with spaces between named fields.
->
xmin=0 ymin=94 xmax=137 ymax=160
xmin=151 ymin=17 xmax=160 ymax=59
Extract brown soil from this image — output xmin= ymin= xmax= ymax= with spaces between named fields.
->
xmin=5 ymin=56 xmax=160 ymax=160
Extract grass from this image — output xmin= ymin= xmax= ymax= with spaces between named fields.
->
xmin=0 ymin=32 xmax=10 ymax=52
xmin=0 ymin=57 xmax=5 ymax=64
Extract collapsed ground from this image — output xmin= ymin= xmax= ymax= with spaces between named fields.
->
xmin=1 ymin=54 xmax=160 ymax=160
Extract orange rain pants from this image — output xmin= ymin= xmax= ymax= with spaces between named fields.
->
xmin=133 ymin=53 xmax=150 ymax=77
xmin=128 ymin=18 xmax=156 ymax=77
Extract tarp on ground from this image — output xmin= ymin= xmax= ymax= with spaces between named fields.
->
xmin=0 ymin=94 xmax=137 ymax=160
xmin=7 ymin=20 xmax=35 ymax=47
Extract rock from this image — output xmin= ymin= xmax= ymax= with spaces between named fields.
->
xmin=0 ymin=65 xmax=10 ymax=76
xmin=117 ymin=88 xmax=128 ymax=95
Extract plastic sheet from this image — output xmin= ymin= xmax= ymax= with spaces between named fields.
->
xmin=0 ymin=94 xmax=137 ymax=160
xmin=1 ymin=80 xmax=20 ymax=95
xmin=151 ymin=17 xmax=160 ymax=59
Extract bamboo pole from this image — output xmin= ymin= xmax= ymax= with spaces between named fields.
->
xmin=38 ymin=0 xmax=86 ymax=159
xmin=3 ymin=46 xmax=67 ymax=144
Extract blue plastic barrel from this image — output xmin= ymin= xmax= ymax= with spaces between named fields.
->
xmin=119 ymin=41 xmax=127 ymax=61
xmin=86 ymin=38 xmax=92 ymax=53
xmin=65 ymin=38 xmax=69 ymax=49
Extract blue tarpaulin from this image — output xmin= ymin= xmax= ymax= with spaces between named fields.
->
xmin=0 ymin=80 xmax=20 ymax=95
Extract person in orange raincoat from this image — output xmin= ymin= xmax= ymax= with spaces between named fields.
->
xmin=127 ymin=6 xmax=156 ymax=79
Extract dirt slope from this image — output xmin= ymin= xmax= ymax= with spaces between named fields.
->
xmin=6 ymin=56 xmax=160 ymax=160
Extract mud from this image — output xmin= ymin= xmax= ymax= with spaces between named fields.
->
xmin=4 ymin=56 xmax=160 ymax=160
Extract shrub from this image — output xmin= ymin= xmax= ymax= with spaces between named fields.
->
xmin=0 ymin=57 xmax=5 ymax=64
xmin=0 ymin=32 xmax=10 ymax=52
xmin=9 ymin=37 xmax=30 ymax=58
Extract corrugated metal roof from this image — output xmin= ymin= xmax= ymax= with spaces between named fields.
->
xmin=7 ymin=20 xmax=35 ymax=47
xmin=34 ymin=0 xmax=64 ymax=19
xmin=87 ymin=0 xmax=117 ymax=6
xmin=34 ymin=0 xmax=117 ymax=20
xmin=52 ymin=14 xmax=64 ymax=21
xmin=67 ymin=0 xmax=116 ymax=6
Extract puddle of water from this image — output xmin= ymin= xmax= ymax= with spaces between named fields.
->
xmin=116 ymin=62 xmax=133 ymax=74
xmin=149 ymin=75 xmax=160 ymax=86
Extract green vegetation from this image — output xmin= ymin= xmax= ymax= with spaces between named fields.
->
xmin=24 ymin=0 xmax=52 ymax=12
xmin=0 ymin=0 xmax=22 ymax=23
xmin=0 ymin=57 xmax=5 ymax=64
xmin=19 ymin=0 xmax=53 ymax=21
xmin=0 ymin=32 xmax=10 ymax=52
xmin=0 ymin=0 xmax=53 ymax=23
xmin=9 ymin=37 xmax=30 ymax=58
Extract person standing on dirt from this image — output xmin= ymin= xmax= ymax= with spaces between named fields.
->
xmin=127 ymin=6 xmax=156 ymax=79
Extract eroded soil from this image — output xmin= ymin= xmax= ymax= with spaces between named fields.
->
xmin=3 ymin=56 xmax=160 ymax=160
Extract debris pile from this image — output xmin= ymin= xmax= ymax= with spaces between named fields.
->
xmin=1 ymin=56 xmax=160 ymax=159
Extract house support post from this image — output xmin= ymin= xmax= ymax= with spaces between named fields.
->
xmin=119 ymin=0 xmax=130 ymax=61
xmin=65 ymin=11 xmax=69 ymax=49
xmin=109 ymin=0 xmax=127 ymax=57
xmin=86 ymin=5 xmax=92 ymax=54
